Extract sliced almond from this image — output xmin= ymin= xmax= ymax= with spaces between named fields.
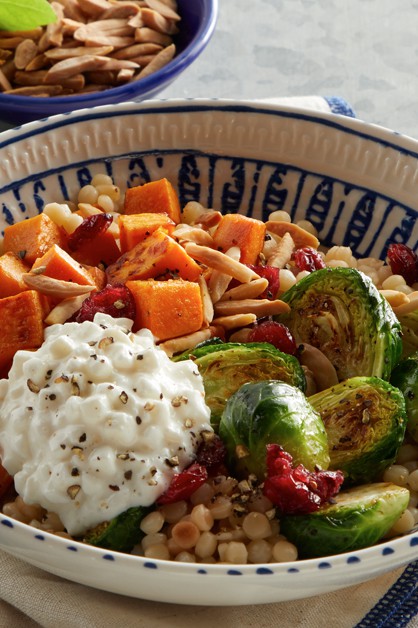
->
xmin=298 ymin=343 xmax=339 ymax=392
xmin=0 ymin=37 xmax=24 ymax=50
xmin=111 ymin=42 xmax=162 ymax=59
xmin=159 ymin=327 xmax=216 ymax=358
xmin=43 ymin=54 xmax=108 ymax=82
xmin=102 ymin=3 xmax=141 ymax=20
xmin=145 ymin=0 xmax=181 ymax=21
xmin=25 ymin=53 xmax=48 ymax=71
xmin=78 ymin=0 xmax=112 ymax=17
xmin=213 ymin=298 xmax=290 ymax=318
xmin=185 ymin=242 xmax=259 ymax=284
xmin=134 ymin=26 xmax=172 ymax=46
xmin=4 ymin=85 xmax=66 ymax=96
xmin=267 ymin=231 xmax=295 ymax=269
xmin=0 ymin=28 xmax=43 ymax=40
xmin=219 ymin=277 xmax=269 ymax=302
xmin=44 ymin=293 xmax=90 ymax=325
xmin=23 ymin=273 xmax=96 ymax=298
xmin=212 ymin=313 xmax=257 ymax=330
xmin=15 ymin=70 xmax=85 ymax=90
xmin=266 ymin=221 xmax=320 ymax=249
xmin=173 ymin=224 xmax=215 ymax=247
xmin=198 ymin=276 xmax=214 ymax=326
xmin=54 ymin=0 xmax=87 ymax=23
xmin=133 ymin=42 xmax=175 ymax=79
xmin=14 ymin=39 xmax=38 ymax=69
xmin=0 ymin=68 xmax=12 ymax=91
xmin=140 ymin=8 xmax=179 ymax=35
xmin=208 ymin=246 xmax=240 ymax=303
xmin=44 ymin=45 xmax=114 ymax=59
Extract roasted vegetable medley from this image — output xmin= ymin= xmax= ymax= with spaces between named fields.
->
xmin=0 ymin=174 xmax=418 ymax=565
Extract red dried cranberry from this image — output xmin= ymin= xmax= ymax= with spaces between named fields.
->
xmin=247 ymin=265 xmax=280 ymax=300
xmin=156 ymin=462 xmax=208 ymax=505
xmin=387 ymin=243 xmax=418 ymax=286
xmin=263 ymin=444 xmax=344 ymax=515
xmin=292 ymin=247 xmax=326 ymax=273
xmin=68 ymin=213 xmax=113 ymax=251
xmin=248 ymin=321 xmax=298 ymax=355
xmin=195 ymin=434 xmax=227 ymax=472
xmin=74 ymin=284 xmax=136 ymax=323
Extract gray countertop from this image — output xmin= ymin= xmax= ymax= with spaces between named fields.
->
xmin=159 ymin=0 xmax=418 ymax=139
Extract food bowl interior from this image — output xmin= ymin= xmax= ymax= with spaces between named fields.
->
xmin=0 ymin=0 xmax=218 ymax=126
xmin=0 ymin=99 xmax=417 ymax=606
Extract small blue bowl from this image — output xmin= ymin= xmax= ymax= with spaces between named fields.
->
xmin=0 ymin=0 xmax=218 ymax=127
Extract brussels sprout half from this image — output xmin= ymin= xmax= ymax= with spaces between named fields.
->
xmin=309 ymin=376 xmax=407 ymax=485
xmin=219 ymin=380 xmax=329 ymax=479
xmin=391 ymin=352 xmax=418 ymax=443
xmin=175 ymin=342 xmax=306 ymax=431
xmin=278 ymin=268 xmax=402 ymax=381
xmin=84 ymin=505 xmax=150 ymax=552
xmin=280 ymin=482 xmax=409 ymax=558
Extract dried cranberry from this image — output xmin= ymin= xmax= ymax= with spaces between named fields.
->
xmin=74 ymin=284 xmax=136 ymax=323
xmin=195 ymin=434 xmax=227 ymax=472
xmin=292 ymin=247 xmax=326 ymax=273
xmin=247 ymin=265 xmax=280 ymax=300
xmin=263 ymin=444 xmax=344 ymax=515
xmin=248 ymin=321 xmax=298 ymax=355
xmin=156 ymin=462 xmax=208 ymax=505
xmin=68 ymin=213 xmax=113 ymax=251
xmin=387 ymin=243 xmax=418 ymax=286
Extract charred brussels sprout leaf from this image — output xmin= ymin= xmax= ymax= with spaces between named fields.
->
xmin=391 ymin=352 xmax=418 ymax=443
xmin=84 ymin=506 xmax=150 ymax=552
xmin=309 ymin=377 xmax=407 ymax=485
xmin=219 ymin=380 xmax=329 ymax=479
xmin=280 ymin=482 xmax=409 ymax=558
xmin=278 ymin=268 xmax=402 ymax=381
xmin=175 ymin=342 xmax=306 ymax=431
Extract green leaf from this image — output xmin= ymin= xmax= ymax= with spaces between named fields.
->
xmin=0 ymin=0 xmax=56 ymax=31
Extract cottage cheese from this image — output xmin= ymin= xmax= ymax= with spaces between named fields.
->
xmin=0 ymin=314 xmax=212 ymax=536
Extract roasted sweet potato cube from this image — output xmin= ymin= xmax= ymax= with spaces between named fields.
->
xmin=0 ymin=251 xmax=30 ymax=298
xmin=213 ymin=214 xmax=267 ymax=265
xmin=0 ymin=290 xmax=48 ymax=372
xmin=106 ymin=229 xmax=202 ymax=284
xmin=32 ymin=244 xmax=100 ymax=287
xmin=126 ymin=279 xmax=203 ymax=341
xmin=119 ymin=213 xmax=175 ymax=253
xmin=123 ymin=178 xmax=181 ymax=224
xmin=3 ymin=213 xmax=66 ymax=266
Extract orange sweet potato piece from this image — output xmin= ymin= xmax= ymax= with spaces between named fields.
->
xmin=32 ymin=244 xmax=99 ymax=288
xmin=0 ymin=290 xmax=49 ymax=372
xmin=0 ymin=252 xmax=30 ymax=298
xmin=123 ymin=178 xmax=181 ymax=224
xmin=3 ymin=213 xmax=67 ymax=266
xmin=70 ymin=230 xmax=121 ymax=267
xmin=106 ymin=229 xmax=202 ymax=284
xmin=213 ymin=214 xmax=267 ymax=265
xmin=126 ymin=279 xmax=203 ymax=341
xmin=119 ymin=213 xmax=175 ymax=253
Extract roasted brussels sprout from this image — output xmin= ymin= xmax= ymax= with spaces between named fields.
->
xmin=175 ymin=342 xmax=306 ymax=430
xmin=84 ymin=506 xmax=150 ymax=552
xmin=280 ymin=482 xmax=409 ymax=558
xmin=309 ymin=376 xmax=407 ymax=485
xmin=391 ymin=352 xmax=418 ymax=443
xmin=219 ymin=380 xmax=329 ymax=479
xmin=278 ymin=267 xmax=402 ymax=381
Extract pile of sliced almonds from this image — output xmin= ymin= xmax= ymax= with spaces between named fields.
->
xmin=0 ymin=0 xmax=179 ymax=97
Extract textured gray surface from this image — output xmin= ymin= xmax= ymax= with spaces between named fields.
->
xmin=159 ymin=0 xmax=418 ymax=138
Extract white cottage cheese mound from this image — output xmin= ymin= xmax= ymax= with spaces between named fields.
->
xmin=0 ymin=314 xmax=212 ymax=536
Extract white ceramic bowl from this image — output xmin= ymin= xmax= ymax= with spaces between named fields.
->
xmin=0 ymin=100 xmax=417 ymax=606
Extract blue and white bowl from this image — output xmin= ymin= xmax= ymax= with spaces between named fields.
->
xmin=0 ymin=100 xmax=417 ymax=605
